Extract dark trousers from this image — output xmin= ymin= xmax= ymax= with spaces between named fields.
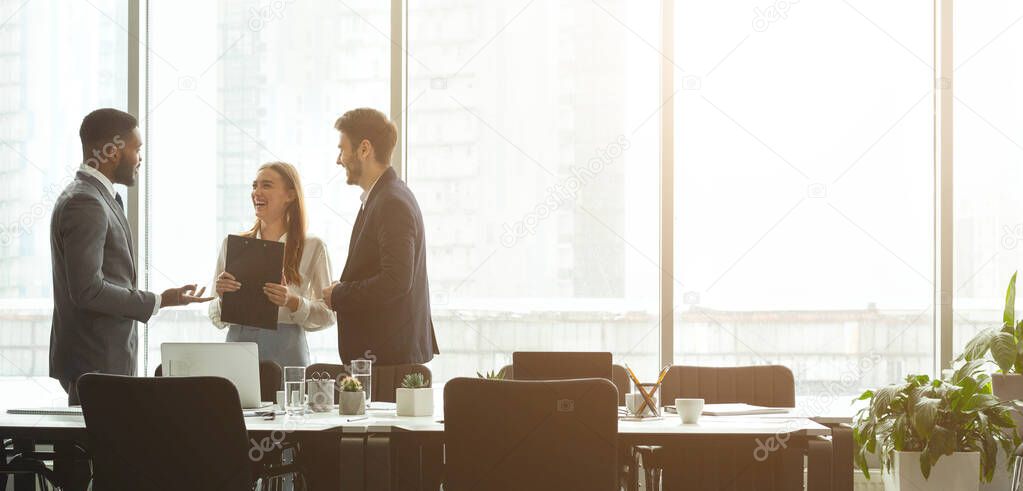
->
xmin=55 ymin=378 xmax=90 ymax=490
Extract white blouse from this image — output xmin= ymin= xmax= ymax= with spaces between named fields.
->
xmin=208 ymin=232 xmax=336 ymax=332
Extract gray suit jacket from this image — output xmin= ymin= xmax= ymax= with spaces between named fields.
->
xmin=49 ymin=170 xmax=157 ymax=386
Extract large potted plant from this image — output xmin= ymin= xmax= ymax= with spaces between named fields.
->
xmin=396 ymin=372 xmax=433 ymax=417
xmin=959 ymin=272 xmax=1023 ymax=427
xmin=852 ymin=363 xmax=1020 ymax=490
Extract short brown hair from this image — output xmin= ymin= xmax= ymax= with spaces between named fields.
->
xmin=334 ymin=108 xmax=398 ymax=165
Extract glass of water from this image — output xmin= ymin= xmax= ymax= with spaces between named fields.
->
xmin=283 ymin=366 xmax=306 ymax=415
xmin=349 ymin=359 xmax=373 ymax=405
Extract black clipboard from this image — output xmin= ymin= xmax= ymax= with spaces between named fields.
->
xmin=221 ymin=234 xmax=285 ymax=330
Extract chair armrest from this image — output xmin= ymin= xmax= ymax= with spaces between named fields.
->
xmin=807 ymin=435 xmax=833 ymax=491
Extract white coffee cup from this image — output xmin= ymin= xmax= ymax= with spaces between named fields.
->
xmin=676 ymin=398 xmax=704 ymax=424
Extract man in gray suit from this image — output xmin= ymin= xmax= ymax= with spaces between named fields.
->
xmin=50 ymin=108 xmax=212 ymax=405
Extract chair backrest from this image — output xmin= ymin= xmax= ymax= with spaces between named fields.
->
xmin=659 ymin=365 xmax=795 ymax=407
xmin=512 ymin=351 xmax=613 ymax=381
xmin=305 ymin=362 xmax=431 ymax=403
xmin=501 ymin=362 xmax=629 ymax=405
xmin=444 ymin=377 xmax=618 ymax=491
xmin=77 ymin=373 xmax=253 ymax=491
xmin=155 ymin=360 xmax=283 ymax=403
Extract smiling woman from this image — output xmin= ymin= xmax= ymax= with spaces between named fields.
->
xmin=207 ymin=162 xmax=336 ymax=368
xmin=143 ymin=0 xmax=391 ymax=373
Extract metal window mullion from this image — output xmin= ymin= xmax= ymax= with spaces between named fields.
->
xmin=934 ymin=0 xmax=954 ymax=375
xmin=390 ymin=0 xmax=407 ymax=178
xmin=660 ymin=0 xmax=675 ymax=370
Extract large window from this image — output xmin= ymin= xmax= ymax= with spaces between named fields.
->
xmin=144 ymin=0 xmax=390 ymax=373
xmin=407 ymin=0 xmax=662 ymax=381
xmin=673 ymin=1 xmax=935 ymax=397
xmin=953 ymin=1 xmax=1023 ymax=351
xmin=0 ymin=0 xmax=128 ymax=406
xmin=5 ymin=1 xmax=1019 ymax=408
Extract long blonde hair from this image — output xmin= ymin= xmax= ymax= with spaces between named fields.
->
xmin=242 ymin=162 xmax=307 ymax=285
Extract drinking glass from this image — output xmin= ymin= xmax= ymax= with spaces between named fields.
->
xmin=283 ymin=366 xmax=306 ymax=415
xmin=349 ymin=359 xmax=373 ymax=405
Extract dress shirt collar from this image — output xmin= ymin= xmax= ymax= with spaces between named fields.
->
xmin=255 ymin=229 xmax=288 ymax=243
xmin=79 ymin=164 xmax=116 ymax=198
xmin=360 ymin=172 xmax=384 ymax=209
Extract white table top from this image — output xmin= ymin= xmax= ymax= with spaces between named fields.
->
xmin=0 ymin=406 xmax=830 ymax=437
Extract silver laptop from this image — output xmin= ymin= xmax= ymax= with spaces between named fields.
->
xmin=160 ymin=342 xmax=271 ymax=409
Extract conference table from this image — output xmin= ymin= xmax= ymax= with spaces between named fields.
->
xmin=0 ymin=403 xmax=842 ymax=491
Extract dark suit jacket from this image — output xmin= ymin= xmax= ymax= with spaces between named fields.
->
xmin=332 ymin=167 xmax=438 ymax=365
xmin=49 ymin=171 xmax=157 ymax=387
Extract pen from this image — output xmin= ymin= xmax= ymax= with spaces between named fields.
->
xmin=346 ymin=416 xmax=368 ymax=422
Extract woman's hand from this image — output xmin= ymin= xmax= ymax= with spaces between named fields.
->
xmin=264 ymin=282 xmax=300 ymax=312
xmin=215 ymin=271 xmax=241 ymax=297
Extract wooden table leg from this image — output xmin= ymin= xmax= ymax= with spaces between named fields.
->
xmin=366 ymin=434 xmax=391 ymax=491
xmin=292 ymin=432 xmax=344 ymax=490
xmin=391 ymin=431 xmax=422 ymax=490
xmin=340 ymin=434 xmax=367 ymax=490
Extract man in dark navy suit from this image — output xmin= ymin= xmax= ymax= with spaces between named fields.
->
xmin=323 ymin=108 xmax=438 ymax=365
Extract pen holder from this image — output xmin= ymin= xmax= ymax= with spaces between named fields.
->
xmin=627 ymin=383 xmax=660 ymax=417
xmin=307 ymin=379 xmax=335 ymax=413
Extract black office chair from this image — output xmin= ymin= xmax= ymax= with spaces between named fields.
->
xmin=78 ymin=373 xmax=303 ymax=490
xmin=511 ymin=351 xmax=613 ymax=381
xmin=444 ymin=377 xmax=619 ymax=490
xmin=500 ymin=362 xmax=630 ymax=405
xmin=154 ymin=360 xmax=283 ymax=403
xmin=639 ymin=365 xmax=807 ymax=491
xmin=503 ymin=353 xmax=637 ymax=490
xmin=306 ymin=362 xmax=432 ymax=403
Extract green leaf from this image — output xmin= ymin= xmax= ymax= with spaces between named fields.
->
xmin=1005 ymin=272 xmax=1017 ymax=328
xmin=919 ymin=451 xmax=932 ymax=480
xmin=960 ymin=328 xmax=995 ymax=362
xmin=912 ymin=397 xmax=940 ymax=440
xmin=982 ymin=429 xmax=997 ymax=482
xmin=926 ymin=425 xmax=957 ymax=460
xmin=855 ymin=389 xmax=874 ymax=402
xmin=990 ymin=331 xmax=1017 ymax=374
xmin=872 ymin=386 xmax=897 ymax=416
xmin=952 ymin=359 xmax=988 ymax=385
xmin=961 ymin=393 xmax=999 ymax=412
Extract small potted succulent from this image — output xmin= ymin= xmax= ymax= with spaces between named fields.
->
xmin=852 ymin=363 xmax=1020 ymax=490
xmin=338 ymin=376 xmax=366 ymax=416
xmin=396 ymin=372 xmax=433 ymax=417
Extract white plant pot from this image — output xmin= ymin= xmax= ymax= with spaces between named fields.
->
xmin=882 ymin=451 xmax=979 ymax=491
xmin=396 ymin=387 xmax=434 ymax=417
xmin=338 ymin=391 xmax=366 ymax=415
xmin=992 ymin=374 xmax=1023 ymax=436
